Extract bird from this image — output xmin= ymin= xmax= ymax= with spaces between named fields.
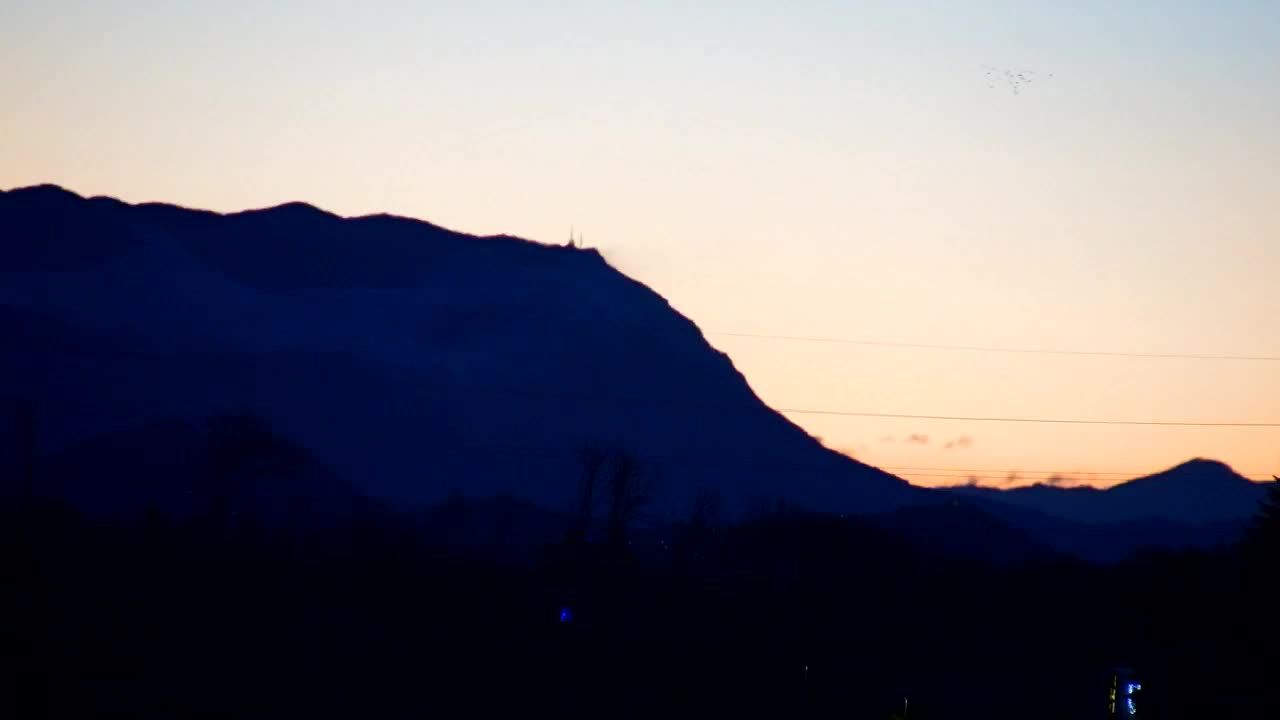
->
xmin=981 ymin=65 xmax=1047 ymax=95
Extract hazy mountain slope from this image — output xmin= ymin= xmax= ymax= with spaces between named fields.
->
xmin=948 ymin=492 xmax=1250 ymax=563
xmin=868 ymin=499 xmax=1062 ymax=566
xmin=1 ymin=184 xmax=924 ymax=515
xmin=25 ymin=418 xmax=359 ymax=527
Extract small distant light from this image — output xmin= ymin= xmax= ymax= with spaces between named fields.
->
xmin=559 ymin=607 xmax=573 ymax=623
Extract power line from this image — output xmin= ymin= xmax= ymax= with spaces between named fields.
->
xmin=876 ymin=465 xmax=1271 ymax=477
xmin=335 ymin=437 xmax=1280 ymax=484
xmin=427 ymin=376 xmax=1280 ymax=430
xmin=161 ymin=370 xmax=1269 ymax=490
xmin=879 ymin=466 xmax=1135 ymax=476
xmin=891 ymin=471 xmax=1275 ymax=483
xmin=895 ymin=473 xmax=1109 ymax=482
xmin=776 ymin=409 xmax=1280 ymax=427
xmin=708 ymin=331 xmax=1280 ymax=362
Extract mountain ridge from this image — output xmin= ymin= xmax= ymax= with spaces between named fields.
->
xmin=4 ymin=183 xmax=1268 ymax=556
xmin=945 ymin=458 xmax=1270 ymax=527
xmin=1 ymin=183 xmax=922 ymax=517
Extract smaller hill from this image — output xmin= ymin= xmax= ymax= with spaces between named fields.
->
xmin=946 ymin=459 xmax=1268 ymax=527
xmin=17 ymin=416 xmax=360 ymax=528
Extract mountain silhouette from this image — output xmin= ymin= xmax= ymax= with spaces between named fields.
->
xmin=942 ymin=459 xmax=1271 ymax=562
xmin=1 ymin=184 xmax=924 ymax=517
xmin=947 ymin=459 xmax=1267 ymax=526
xmin=26 ymin=417 xmax=361 ymax=527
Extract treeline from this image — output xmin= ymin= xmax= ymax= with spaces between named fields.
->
xmin=2 ymin=416 xmax=1278 ymax=718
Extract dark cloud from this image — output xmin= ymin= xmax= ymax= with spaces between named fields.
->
xmin=943 ymin=436 xmax=974 ymax=451
xmin=847 ymin=444 xmax=868 ymax=457
xmin=1043 ymin=475 xmax=1082 ymax=488
xmin=905 ymin=434 xmax=929 ymax=445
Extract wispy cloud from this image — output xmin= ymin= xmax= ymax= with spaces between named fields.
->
xmin=905 ymin=433 xmax=930 ymax=445
xmin=943 ymin=436 xmax=974 ymax=450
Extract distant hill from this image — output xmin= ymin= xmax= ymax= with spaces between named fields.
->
xmin=0 ymin=184 xmax=923 ymax=517
xmin=942 ymin=459 xmax=1274 ymax=562
xmin=946 ymin=459 xmax=1269 ymax=526
xmin=26 ymin=416 xmax=363 ymax=528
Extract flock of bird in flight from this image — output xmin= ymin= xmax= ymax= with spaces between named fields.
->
xmin=982 ymin=65 xmax=1052 ymax=95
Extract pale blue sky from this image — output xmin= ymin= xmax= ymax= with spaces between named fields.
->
xmin=4 ymin=1 xmax=1279 ymax=484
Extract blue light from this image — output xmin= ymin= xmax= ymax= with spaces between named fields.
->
xmin=559 ymin=607 xmax=573 ymax=623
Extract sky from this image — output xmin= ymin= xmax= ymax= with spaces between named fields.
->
xmin=3 ymin=1 xmax=1279 ymax=487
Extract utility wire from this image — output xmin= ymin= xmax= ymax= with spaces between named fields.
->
xmin=420 ymin=386 xmax=1280 ymax=480
xmin=879 ymin=466 xmax=1145 ymax=476
xmin=708 ymin=331 xmax=1280 ymax=362
xmin=876 ymin=465 xmax=1274 ymax=478
xmin=776 ymin=409 xmax=1280 ymax=427
xmin=345 ymin=438 xmax=1279 ymax=484
xmin=895 ymin=472 xmax=1274 ymax=482
xmin=432 ymin=376 xmax=1280 ymax=429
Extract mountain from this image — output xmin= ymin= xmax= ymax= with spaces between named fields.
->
xmin=0 ymin=184 xmax=925 ymax=518
xmin=941 ymin=459 xmax=1273 ymax=562
xmin=946 ymin=459 xmax=1269 ymax=526
xmin=23 ymin=417 xmax=362 ymax=527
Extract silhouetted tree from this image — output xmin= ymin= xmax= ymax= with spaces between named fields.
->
xmin=202 ymin=413 xmax=308 ymax=529
xmin=674 ymin=487 xmax=722 ymax=572
xmin=745 ymin=495 xmax=790 ymax=524
xmin=605 ymin=446 xmax=650 ymax=549
xmin=1246 ymin=476 xmax=1280 ymax=557
xmin=690 ymin=487 xmax=723 ymax=530
xmin=568 ymin=440 xmax=607 ymax=544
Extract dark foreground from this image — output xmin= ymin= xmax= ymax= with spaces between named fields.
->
xmin=3 ymin=497 xmax=1277 ymax=719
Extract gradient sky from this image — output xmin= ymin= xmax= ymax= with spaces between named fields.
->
xmin=4 ymin=1 xmax=1278 ymax=486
